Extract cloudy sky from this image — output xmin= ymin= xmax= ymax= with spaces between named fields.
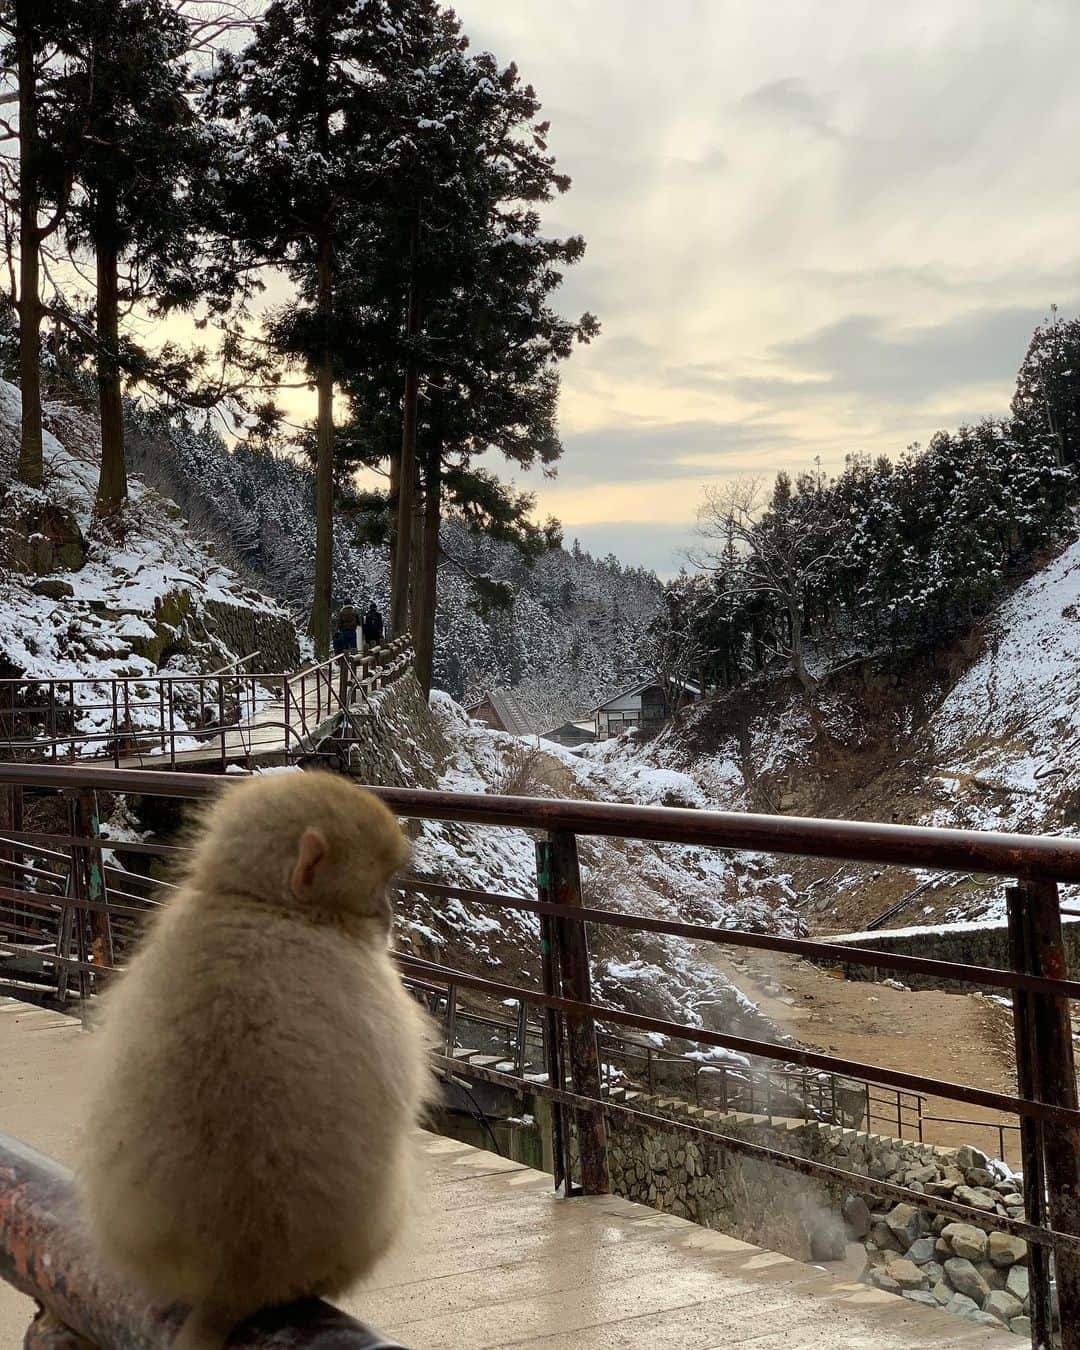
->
xmin=456 ymin=0 xmax=1080 ymax=575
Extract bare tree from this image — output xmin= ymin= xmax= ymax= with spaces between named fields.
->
xmin=694 ymin=477 xmax=836 ymax=697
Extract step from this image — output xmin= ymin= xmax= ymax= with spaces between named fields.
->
xmin=452 ymin=1047 xmax=480 ymax=1061
xmin=467 ymin=1055 xmax=504 ymax=1070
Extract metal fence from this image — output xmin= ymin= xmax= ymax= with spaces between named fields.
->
xmin=0 ymin=762 xmax=1079 ymax=1348
xmin=0 ymin=637 xmax=414 ymax=772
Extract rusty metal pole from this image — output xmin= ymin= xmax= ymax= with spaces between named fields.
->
xmin=542 ymin=831 xmax=610 ymax=1196
xmin=1010 ymin=879 xmax=1080 ymax=1349
xmin=535 ymin=841 xmax=570 ymax=1193
xmin=0 ymin=1132 xmax=404 ymax=1350
xmin=74 ymin=791 xmax=112 ymax=988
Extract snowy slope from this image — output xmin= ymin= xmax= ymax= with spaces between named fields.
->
xmin=927 ymin=536 xmax=1080 ymax=835
xmin=0 ymin=384 xmax=303 ymax=750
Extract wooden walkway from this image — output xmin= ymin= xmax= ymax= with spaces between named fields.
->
xmin=0 ymin=998 xmax=1013 ymax=1349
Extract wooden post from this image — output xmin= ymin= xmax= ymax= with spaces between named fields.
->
xmin=537 ymin=832 xmax=610 ymax=1196
xmin=535 ymin=841 xmax=570 ymax=1192
xmin=1009 ymin=880 xmax=1080 ymax=1349
xmin=75 ymin=790 xmax=112 ymax=992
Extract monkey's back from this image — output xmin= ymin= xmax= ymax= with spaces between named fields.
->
xmin=79 ymin=894 xmax=431 ymax=1318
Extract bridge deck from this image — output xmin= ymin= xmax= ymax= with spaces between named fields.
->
xmin=0 ymin=998 xmax=1011 ymax=1349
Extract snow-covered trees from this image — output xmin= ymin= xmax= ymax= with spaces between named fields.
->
xmin=672 ymin=347 xmax=1078 ymax=698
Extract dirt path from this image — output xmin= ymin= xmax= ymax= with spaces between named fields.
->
xmin=711 ymin=945 xmax=1023 ymax=1166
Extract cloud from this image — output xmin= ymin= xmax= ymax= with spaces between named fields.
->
xmin=737 ymin=77 xmax=840 ymax=139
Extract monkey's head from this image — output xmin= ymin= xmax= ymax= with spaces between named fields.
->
xmin=188 ymin=770 xmax=409 ymax=927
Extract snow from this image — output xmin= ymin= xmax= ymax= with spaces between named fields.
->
xmin=0 ymin=382 xmax=298 ymax=748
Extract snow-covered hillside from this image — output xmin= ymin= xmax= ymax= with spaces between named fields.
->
xmin=0 ymin=383 xmax=302 ymax=685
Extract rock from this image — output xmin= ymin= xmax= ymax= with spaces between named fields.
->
xmin=954 ymin=1185 xmax=999 ymax=1212
xmin=884 ymin=1259 xmax=928 ymax=1292
xmin=921 ymin=1261 xmax=945 ymax=1285
xmin=906 ymin=1237 xmax=937 ymax=1265
xmin=30 ymin=577 xmax=75 ymax=600
xmin=842 ymin=1194 xmax=872 ymax=1239
xmin=931 ymin=1280 xmax=951 ymax=1305
xmin=946 ymin=1293 xmax=980 ymax=1318
xmin=1001 ymin=1193 xmax=1024 ymax=1208
xmin=957 ymin=1145 xmax=991 ymax=1172
xmin=870 ymin=1221 xmax=903 ymax=1253
xmin=944 ymin=1257 xmax=991 ymax=1305
xmin=902 ymin=1290 xmax=939 ymax=1307
xmin=985 ymin=1290 xmax=1024 ymax=1324
xmin=884 ymin=1202 xmax=923 ymax=1247
xmin=976 ymin=1260 xmax=1007 ymax=1291
xmin=931 ymin=1214 xmax=951 ymax=1235
xmin=934 ymin=1237 xmax=952 ymax=1260
xmin=1006 ymin=1265 xmax=1030 ymax=1303
xmin=967 ymin=1167 xmax=996 ymax=1187
xmin=1011 ymin=1316 xmax=1032 ymax=1337
xmin=869 ymin=1269 xmax=902 ymax=1295
xmin=907 ymin=1164 xmax=939 ymax=1185
xmin=988 ymin=1231 xmax=1028 ymax=1267
xmin=941 ymin=1222 xmax=989 ymax=1262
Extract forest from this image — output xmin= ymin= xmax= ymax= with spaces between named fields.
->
xmin=0 ymin=0 xmax=595 ymax=695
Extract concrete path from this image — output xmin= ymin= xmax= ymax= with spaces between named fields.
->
xmin=0 ymin=997 xmax=1013 ymax=1349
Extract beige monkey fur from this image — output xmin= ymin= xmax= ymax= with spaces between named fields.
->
xmin=78 ymin=770 xmax=434 ymax=1347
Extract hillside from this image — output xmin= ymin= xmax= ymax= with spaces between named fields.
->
xmin=583 ymin=531 xmax=1080 ymax=932
xmin=0 ymin=384 xmax=301 ymax=692
xmin=127 ymin=414 xmax=663 ymax=728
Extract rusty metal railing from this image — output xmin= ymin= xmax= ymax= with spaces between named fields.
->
xmin=1 ymin=762 xmax=1079 ymax=1348
xmin=0 ymin=638 xmax=414 ymax=772
xmin=0 ymin=1132 xmax=404 ymax=1348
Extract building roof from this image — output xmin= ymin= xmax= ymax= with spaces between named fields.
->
xmin=594 ymin=677 xmax=703 ymax=715
xmin=469 ymin=687 xmax=534 ymax=738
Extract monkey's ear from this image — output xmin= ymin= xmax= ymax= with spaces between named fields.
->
xmin=291 ymin=827 xmax=328 ymax=901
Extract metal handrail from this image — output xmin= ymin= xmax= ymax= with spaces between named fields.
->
xmin=0 ymin=1131 xmax=404 ymax=1348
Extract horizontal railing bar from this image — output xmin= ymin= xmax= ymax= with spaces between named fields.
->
xmin=4 ymin=766 xmax=1080 ymax=882
xmin=432 ymin=1054 xmax=1080 ymax=1254
xmin=401 ymin=953 xmax=1080 ymax=1128
xmin=398 ymin=878 xmax=1080 ymax=998
xmin=0 ymin=938 xmax=116 ymax=976
xmin=0 ymin=1130 xmax=403 ymax=1348
xmin=0 ymin=829 xmax=190 ymax=860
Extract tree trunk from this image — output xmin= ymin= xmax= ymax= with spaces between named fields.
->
xmin=94 ymin=187 xmax=126 ymax=517
xmin=788 ymin=601 xmax=817 ymax=696
xmin=414 ymin=446 xmax=441 ymax=696
xmin=390 ymin=217 xmax=421 ymax=639
xmin=308 ymin=230 xmax=334 ymax=659
xmin=15 ymin=0 xmax=43 ymax=487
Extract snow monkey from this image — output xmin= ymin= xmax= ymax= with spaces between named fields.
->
xmin=78 ymin=769 xmax=434 ymax=1349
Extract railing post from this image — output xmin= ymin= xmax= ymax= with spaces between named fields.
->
xmin=218 ymin=678 xmax=227 ymax=771
xmin=1009 ymin=880 xmax=1080 ymax=1350
xmin=537 ymin=831 xmax=609 ymax=1196
xmin=535 ymin=842 xmax=571 ymax=1193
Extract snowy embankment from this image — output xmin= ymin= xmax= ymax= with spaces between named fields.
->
xmin=396 ymin=692 xmax=800 ymax=1051
xmin=927 ymin=536 xmax=1080 ymax=835
xmin=0 ymin=383 xmax=301 ymax=750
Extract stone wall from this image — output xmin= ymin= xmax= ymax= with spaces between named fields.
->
xmin=813 ymin=917 xmax=1080 ymax=991
xmin=600 ymin=1110 xmax=1032 ymax=1336
xmin=333 ymin=673 xmax=447 ymax=790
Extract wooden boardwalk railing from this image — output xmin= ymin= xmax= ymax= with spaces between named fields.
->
xmin=0 ymin=763 xmax=1078 ymax=1349
xmin=0 ymin=638 xmax=414 ymax=772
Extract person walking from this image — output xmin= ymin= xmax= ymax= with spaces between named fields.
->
xmin=362 ymin=600 xmax=384 ymax=649
xmin=332 ymin=602 xmax=359 ymax=655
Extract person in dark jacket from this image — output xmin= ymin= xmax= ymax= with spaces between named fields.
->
xmin=332 ymin=603 xmax=359 ymax=655
xmin=361 ymin=601 xmax=384 ymax=648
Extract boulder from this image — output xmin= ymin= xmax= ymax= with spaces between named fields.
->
xmin=870 ymin=1220 xmax=903 ymax=1254
xmin=906 ymin=1237 xmax=937 ymax=1266
xmin=1005 ymin=1265 xmax=1030 ymax=1303
xmin=953 ymin=1185 xmax=998 ymax=1212
xmin=868 ymin=1269 xmax=902 ymax=1295
xmin=984 ymin=1290 xmax=1024 ymax=1325
xmin=988 ymin=1231 xmax=1028 ymax=1267
xmin=946 ymin=1293 xmax=981 ymax=1319
xmin=1011 ymin=1316 xmax=1032 ymax=1337
xmin=967 ymin=1167 xmax=996 ymax=1188
xmin=941 ymin=1222 xmax=989 ymax=1262
xmin=902 ymin=1290 xmax=939 ymax=1307
xmin=31 ymin=577 xmax=75 ymax=600
xmin=842 ymin=1194 xmax=872 ymax=1239
xmin=944 ymin=1257 xmax=991 ymax=1305
xmin=957 ymin=1145 xmax=991 ymax=1172
xmin=884 ymin=1259 xmax=928 ymax=1292
xmin=934 ymin=1237 xmax=952 ymax=1260
xmin=976 ymin=1260 xmax=1006 ymax=1291
xmin=907 ymin=1164 xmax=939 ymax=1185
xmin=883 ymin=1202 xmax=923 ymax=1247
xmin=931 ymin=1280 xmax=951 ymax=1306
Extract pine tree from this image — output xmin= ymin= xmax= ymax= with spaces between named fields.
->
xmin=57 ymin=0 xmax=208 ymax=518
xmin=336 ymin=42 xmax=596 ymax=690
xmin=206 ymin=0 xmax=459 ymax=657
